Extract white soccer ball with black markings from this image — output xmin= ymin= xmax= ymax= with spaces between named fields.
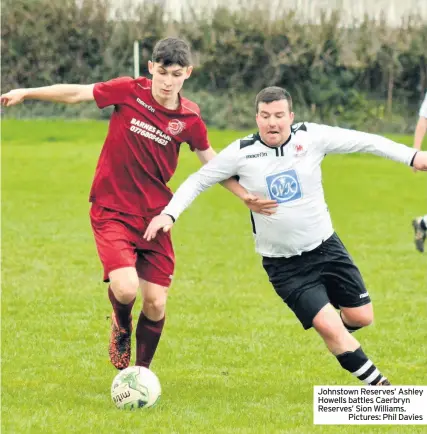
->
xmin=111 ymin=366 xmax=161 ymax=409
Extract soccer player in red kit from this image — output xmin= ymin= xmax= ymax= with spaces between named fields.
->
xmin=1 ymin=37 xmax=277 ymax=370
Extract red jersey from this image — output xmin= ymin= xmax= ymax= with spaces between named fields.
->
xmin=90 ymin=76 xmax=210 ymax=216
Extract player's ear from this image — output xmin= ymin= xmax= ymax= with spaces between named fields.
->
xmin=148 ymin=61 xmax=154 ymax=75
xmin=185 ymin=66 xmax=193 ymax=79
xmin=290 ymin=111 xmax=295 ymax=122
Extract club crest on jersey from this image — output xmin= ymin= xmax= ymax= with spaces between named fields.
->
xmin=167 ymin=119 xmax=186 ymax=135
xmin=294 ymin=143 xmax=306 ymax=156
xmin=266 ymin=169 xmax=302 ymax=204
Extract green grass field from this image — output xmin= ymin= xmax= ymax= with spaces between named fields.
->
xmin=2 ymin=120 xmax=426 ymax=434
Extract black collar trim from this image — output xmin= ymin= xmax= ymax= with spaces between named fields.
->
xmin=255 ymin=132 xmax=292 ymax=156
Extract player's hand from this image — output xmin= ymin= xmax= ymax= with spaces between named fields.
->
xmin=412 ymin=151 xmax=427 ymax=171
xmin=242 ymin=193 xmax=278 ymax=216
xmin=143 ymin=214 xmax=174 ymax=241
xmin=0 ymin=89 xmax=27 ymax=107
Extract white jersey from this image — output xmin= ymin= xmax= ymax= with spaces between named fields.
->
xmin=420 ymin=92 xmax=427 ymax=118
xmin=164 ymin=122 xmax=417 ymax=258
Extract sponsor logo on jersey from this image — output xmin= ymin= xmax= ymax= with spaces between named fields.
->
xmin=136 ymin=98 xmax=155 ymax=113
xmin=167 ymin=119 xmax=186 ymax=135
xmin=246 ymin=152 xmax=268 ymax=159
xmin=130 ymin=118 xmax=171 ymax=146
xmin=359 ymin=292 xmax=369 ymax=299
xmin=266 ymin=169 xmax=302 ymax=204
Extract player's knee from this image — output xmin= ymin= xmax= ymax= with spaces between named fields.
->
xmin=313 ymin=310 xmax=346 ymax=343
xmin=313 ymin=304 xmax=348 ymax=346
xmin=143 ymin=291 xmax=168 ymax=317
xmin=110 ymin=275 xmax=139 ymax=303
xmin=315 ymin=320 xmax=345 ymax=343
xmin=343 ymin=306 xmax=374 ymax=328
xmin=144 ymin=296 xmax=166 ymax=314
xmin=352 ymin=312 xmax=373 ymax=328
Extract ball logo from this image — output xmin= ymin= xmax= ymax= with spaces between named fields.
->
xmin=167 ymin=119 xmax=186 ymax=135
xmin=266 ymin=169 xmax=302 ymax=203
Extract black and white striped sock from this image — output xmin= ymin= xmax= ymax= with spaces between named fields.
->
xmin=336 ymin=347 xmax=387 ymax=385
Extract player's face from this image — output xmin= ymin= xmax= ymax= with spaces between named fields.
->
xmin=256 ymin=99 xmax=294 ymax=147
xmin=149 ymin=61 xmax=193 ymax=106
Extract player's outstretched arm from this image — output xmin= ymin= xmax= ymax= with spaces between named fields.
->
xmin=0 ymin=84 xmax=95 ymax=106
xmin=311 ymin=124 xmax=417 ymax=167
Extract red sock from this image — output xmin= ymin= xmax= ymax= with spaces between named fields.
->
xmin=135 ymin=311 xmax=165 ymax=368
xmin=108 ymin=286 xmax=135 ymax=329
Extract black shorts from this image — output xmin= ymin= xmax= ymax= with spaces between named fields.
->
xmin=262 ymin=233 xmax=371 ymax=330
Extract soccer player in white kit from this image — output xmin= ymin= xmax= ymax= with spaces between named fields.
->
xmin=144 ymin=87 xmax=427 ymax=385
xmin=412 ymin=91 xmax=427 ymax=252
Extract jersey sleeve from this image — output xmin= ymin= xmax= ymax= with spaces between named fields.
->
xmin=93 ymin=76 xmax=134 ymax=109
xmin=186 ymin=117 xmax=210 ymax=151
xmin=419 ymin=93 xmax=427 ymax=118
xmin=307 ymin=122 xmax=417 ymax=166
xmin=162 ymin=141 xmax=240 ymax=220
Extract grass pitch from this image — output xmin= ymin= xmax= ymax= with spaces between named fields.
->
xmin=2 ymin=120 xmax=426 ymax=433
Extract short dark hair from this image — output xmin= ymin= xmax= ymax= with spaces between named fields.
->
xmin=255 ymin=87 xmax=293 ymax=113
xmin=152 ymin=37 xmax=192 ymax=67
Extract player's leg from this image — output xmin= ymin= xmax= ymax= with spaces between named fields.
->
xmin=320 ymin=233 xmax=373 ymax=333
xmin=108 ymin=267 xmax=139 ymax=369
xmin=412 ymin=215 xmax=427 ymax=253
xmin=134 ymin=223 xmax=174 ymax=368
xmin=278 ymin=281 xmax=390 ymax=385
xmin=90 ymin=204 xmax=139 ymax=369
xmin=135 ymin=279 xmax=168 ymax=368
xmin=317 ymin=234 xmax=390 ymax=383
xmin=340 ymin=304 xmax=373 ymax=333
xmin=312 ymin=303 xmax=390 ymax=385
xmin=264 ymin=242 xmax=390 ymax=385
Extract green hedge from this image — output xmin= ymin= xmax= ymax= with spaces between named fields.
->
xmin=2 ymin=0 xmax=427 ymax=131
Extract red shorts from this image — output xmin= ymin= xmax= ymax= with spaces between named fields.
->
xmin=90 ymin=203 xmax=175 ymax=287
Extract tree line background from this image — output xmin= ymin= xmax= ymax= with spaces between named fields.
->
xmin=2 ymin=0 xmax=427 ymax=132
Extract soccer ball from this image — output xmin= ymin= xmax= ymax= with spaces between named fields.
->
xmin=111 ymin=366 xmax=161 ymax=409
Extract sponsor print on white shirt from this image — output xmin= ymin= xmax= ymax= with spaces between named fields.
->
xmin=266 ymin=169 xmax=302 ymax=204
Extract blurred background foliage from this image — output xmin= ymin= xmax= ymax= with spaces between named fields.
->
xmin=2 ymin=0 xmax=427 ymax=132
